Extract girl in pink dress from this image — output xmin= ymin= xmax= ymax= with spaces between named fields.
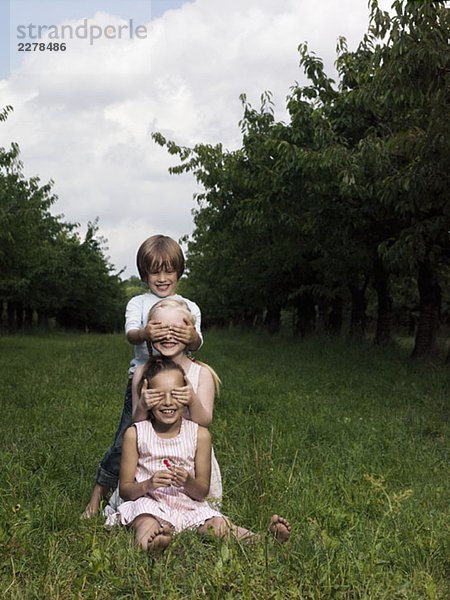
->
xmin=117 ymin=358 xmax=291 ymax=552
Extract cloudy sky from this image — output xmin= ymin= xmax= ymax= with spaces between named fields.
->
xmin=0 ymin=0 xmax=391 ymax=278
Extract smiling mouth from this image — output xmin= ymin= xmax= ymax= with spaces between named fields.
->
xmin=160 ymin=409 xmax=176 ymax=415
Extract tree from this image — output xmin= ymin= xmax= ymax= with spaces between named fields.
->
xmin=0 ymin=137 xmax=64 ymax=328
xmin=363 ymin=0 xmax=450 ymax=357
xmin=55 ymin=220 xmax=125 ymax=332
xmin=152 ymin=1 xmax=449 ymax=361
xmin=0 ymin=108 xmax=126 ymax=333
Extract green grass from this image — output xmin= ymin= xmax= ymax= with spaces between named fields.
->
xmin=0 ymin=331 xmax=448 ymax=599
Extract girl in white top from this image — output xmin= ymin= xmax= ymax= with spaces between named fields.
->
xmin=116 ymin=358 xmax=291 ymax=552
xmin=132 ymin=299 xmax=219 ymax=428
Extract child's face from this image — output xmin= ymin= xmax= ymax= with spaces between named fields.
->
xmin=151 ymin=307 xmax=190 ymax=357
xmin=149 ymin=369 xmax=185 ymax=424
xmin=146 ymin=266 xmax=178 ymax=298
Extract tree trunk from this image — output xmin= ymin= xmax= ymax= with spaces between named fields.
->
xmin=349 ymin=279 xmax=369 ymax=340
xmin=408 ymin=314 xmax=416 ymax=336
xmin=15 ymin=302 xmax=24 ymax=330
xmin=240 ymin=311 xmax=256 ymax=331
xmin=253 ymin=310 xmax=263 ymax=328
xmin=264 ymin=305 xmax=281 ymax=334
xmin=24 ymin=307 xmax=34 ymax=329
xmin=294 ymin=293 xmax=316 ymax=337
xmin=373 ymin=259 xmax=393 ymax=345
xmin=37 ymin=311 xmax=49 ymax=329
xmin=327 ymin=296 xmax=343 ymax=336
xmin=316 ymin=298 xmax=328 ymax=334
xmin=7 ymin=301 xmax=16 ymax=332
xmin=411 ymin=261 xmax=441 ymax=359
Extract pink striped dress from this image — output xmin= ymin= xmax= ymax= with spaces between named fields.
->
xmin=116 ymin=418 xmax=223 ymax=532
xmin=104 ymin=360 xmax=222 ymax=524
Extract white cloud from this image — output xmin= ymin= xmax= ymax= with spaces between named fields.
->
xmin=0 ymin=0 xmax=391 ymax=277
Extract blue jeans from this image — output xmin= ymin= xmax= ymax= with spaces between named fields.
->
xmin=96 ymin=378 xmax=132 ymax=489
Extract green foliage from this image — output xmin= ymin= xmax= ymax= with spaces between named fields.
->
xmin=54 ymin=220 xmax=126 ymax=332
xmin=123 ymin=276 xmax=147 ymax=304
xmin=0 ymin=331 xmax=448 ymax=597
xmin=0 ymin=109 xmax=126 ymax=332
xmin=153 ymin=1 xmax=450 ymax=357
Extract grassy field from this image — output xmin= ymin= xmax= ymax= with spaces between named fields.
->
xmin=0 ymin=331 xmax=448 ymax=599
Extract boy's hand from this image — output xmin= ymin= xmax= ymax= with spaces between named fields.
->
xmin=170 ymin=467 xmax=190 ymax=487
xmin=144 ymin=320 xmax=170 ymax=343
xmin=171 ymin=378 xmax=193 ymax=407
xmin=141 ymin=378 xmax=164 ymax=410
xmin=169 ymin=323 xmax=197 ymax=346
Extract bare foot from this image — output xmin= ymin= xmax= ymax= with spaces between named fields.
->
xmin=148 ymin=525 xmax=173 ymax=553
xmin=81 ymin=483 xmax=109 ymax=519
xmin=268 ymin=514 xmax=291 ymax=543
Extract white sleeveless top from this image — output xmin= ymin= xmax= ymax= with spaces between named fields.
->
xmin=183 ymin=361 xmax=222 ymax=505
xmin=186 ymin=360 xmax=200 ymax=393
xmin=183 ymin=360 xmax=200 ymax=419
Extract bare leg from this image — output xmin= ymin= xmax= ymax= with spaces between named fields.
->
xmin=133 ymin=515 xmax=173 ymax=553
xmin=198 ymin=515 xmax=291 ymax=544
xmin=198 ymin=517 xmax=257 ymax=543
xmin=81 ymin=483 xmax=110 ymax=519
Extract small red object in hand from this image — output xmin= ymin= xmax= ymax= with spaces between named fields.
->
xmin=163 ymin=459 xmax=173 ymax=469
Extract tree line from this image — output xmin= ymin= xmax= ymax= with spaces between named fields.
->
xmin=0 ymin=105 xmax=126 ymax=333
xmin=154 ymin=0 xmax=450 ymax=360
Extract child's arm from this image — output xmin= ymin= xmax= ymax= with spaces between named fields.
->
xmin=170 ymin=300 xmax=203 ymax=351
xmin=125 ymin=295 xmax=170 ymax=346
xmin=171 ymin=426 xmax=212 ymax=501
xmin=131 ymin=366 xmax=145 ymax=421
xmin=131 ymin=367 xmax=164 ymax=422
xmin=128 ymin=319 xmax=197 ymax=347
xmin=119 ymin=427 xmax=173 ymax=501
xmin=127 ymin=320 xmax=170 ymax=345
xmin=169 ymin=321 xmax=201 ymax=351
xmin=172 ymin=366 xmax=214 ymax=426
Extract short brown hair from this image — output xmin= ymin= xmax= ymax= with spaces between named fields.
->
xmin=136 ymin=235 xmax=185 ymax=281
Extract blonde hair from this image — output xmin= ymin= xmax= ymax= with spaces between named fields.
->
xmin=136 ymin=235 xmax=185 ymax=282
xmin=148 ymin=298 xmax=221 ymax=396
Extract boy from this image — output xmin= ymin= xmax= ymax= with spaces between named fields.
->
xmin=82 ymin=235 xmax=202 ymax=517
